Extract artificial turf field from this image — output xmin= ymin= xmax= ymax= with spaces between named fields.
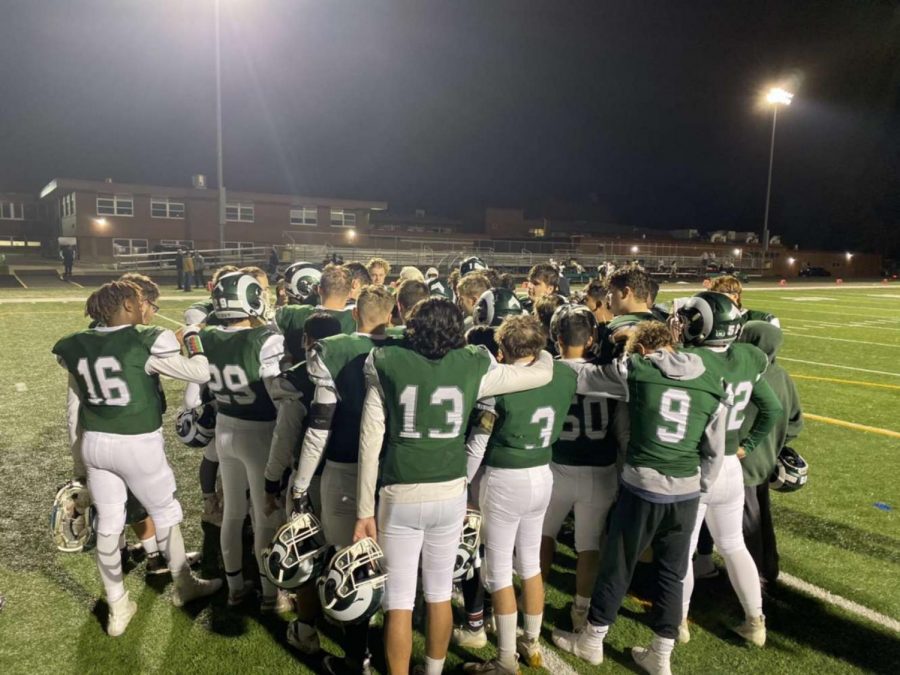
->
xmin=0 ymin=281 xmax=898 ymax=674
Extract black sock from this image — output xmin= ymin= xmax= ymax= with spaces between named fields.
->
xmin=199 ymin=458 xmax=219 ymax=495
xmin=462 ymin=567 xmax=485 ymax=630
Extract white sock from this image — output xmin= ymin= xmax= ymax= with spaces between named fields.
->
xmin=651 ymin=634 xmax=675 ymax=656
xmin=141 ymin=537 xmax=159 ymax=555
xmin=583 ymin=622 xmax=609 ymax=649
xmin=524 ymin=612 xmax=542 ymax=641
xmin=226 ymin=570 xmax=245 ymax=594
xmin=574 ymin=594 xmax=590 ymax=610
xmin=496 ymin=612 xmax=518 ymax=669
xmin=96 ymin=532 xmax=125 ymax=603
xmin=155 ymin=524 xmax=187 ymax=576
xmin=424 ymin=656 xmax=445 ymax=675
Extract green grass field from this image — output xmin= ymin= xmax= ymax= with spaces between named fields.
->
xmin=0 ymin=282 xmax=898 ymax=673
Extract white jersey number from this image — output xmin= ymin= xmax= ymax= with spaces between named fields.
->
xmin=725 ymin=381 xmax=753 ymax=431
xmin=559 ymin=395 xmax=609 ymax=441
xmin=656 ymin=388 xmax=691 ymax=443
xmin=76 ymin=356 xmax=131 ymax=406
xmin=525 ymin=406 xmax=556 ymax=449
xmin=208 ymin=364 xmax=256 ymax=405
xmin=398 ymin=384 xmax=464 ymax=440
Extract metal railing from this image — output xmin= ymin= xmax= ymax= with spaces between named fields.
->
xmin=114 ymin=246 xmax=271 ymax=272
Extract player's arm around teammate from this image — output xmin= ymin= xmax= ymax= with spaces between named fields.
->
xmin=52 ymin=281 xmax=220 ymax=637
xmin=352 ymin=298 xmax=553 ymax=675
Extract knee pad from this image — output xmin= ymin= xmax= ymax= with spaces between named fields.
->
xmin=146 ymin=498 xmax=183 ymax=530
xmin=94 ymin=502 xmax=127 ymax=537
xmin=481 ymin=550 xmax=514 ymax=593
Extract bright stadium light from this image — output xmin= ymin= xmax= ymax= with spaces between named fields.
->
xmin=761 ymin=86 xmax=795 ymax=263
xmin=845 ymin=252 xmax=853 ymax=261
xmin=787 ymin=257 xmax=795 ymax=265
xmin=733 ymin=248 xmax=742 ymax=257
xmin=630 ymin=245 xmax=639 ymax=253
xmin=346 ymin=228 xmax=357 ymax=242
xmin=94 ymin=218 xmax=108 ymax=228
xmin=766 ymin=87 xmax=794 ymax=106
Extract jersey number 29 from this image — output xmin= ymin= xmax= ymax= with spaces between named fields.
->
xmin=208 ymin=364 xmax=257 ymax=405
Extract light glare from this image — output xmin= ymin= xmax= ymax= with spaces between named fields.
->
xmin=766 ymin=87 xmax=794 ymax=106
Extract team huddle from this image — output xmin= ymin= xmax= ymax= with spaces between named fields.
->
xmin=50 ymin=256 xmax=807 ymax=675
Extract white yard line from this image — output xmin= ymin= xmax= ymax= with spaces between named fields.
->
xmin=155 ymin=313 xmax=183 ymax=327
xmin=779 ymin=573 xmax=900 ymax=633
xmin=542 ymin=641 xmax=579 ymax=675
xmin=778 ymin=357 xmax=900 ymax=378
xmin=782 ymin=332 xmax=900 ymax=348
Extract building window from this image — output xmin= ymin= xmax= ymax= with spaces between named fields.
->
xmin=225 ymin=202 xmax=254 ymax=222
xmin=290 ymin=206 xmax=318 ymax=226
xmin=0 ymin=202 xmax=24 ymax=220
xmin=97 ymin=194 xmax=133 ymax=217
xmin=61 ymin=193 xmax=76 ymax=217
xmin=112 ymin=238 xmax=149 ymax=256
xmin=159 ymin=239 xmax=194 ymax=249
xmin=151 ymin=197 xmax=185 ymax=219
xmin=529 ymin=227 xmax=546 ymax=238
xmin=330 ymin=208 xmax=356 ymax=228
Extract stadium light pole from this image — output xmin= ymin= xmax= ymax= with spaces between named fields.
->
xmin=761 ymin=87 xmax=793 ymax=264
xmin=215 ymin=0 xmax=226 ymax=250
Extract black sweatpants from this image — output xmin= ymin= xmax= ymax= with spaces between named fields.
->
xmin=588 ymin=487 xmax=698 ymax=639
xmin=743 ymin=483 xmax=779 ymax=584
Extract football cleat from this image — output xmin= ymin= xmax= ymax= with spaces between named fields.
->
xmin=453 ymin=625 xmax=488 ymax=648
xmin=460 ymin=256 xmax=488 ymax=277
xmin=473 ymin=288 xmax=524 ymax=327
xmin=211 ymin=272 xmax=266 ymax=320
xmin=107 ymin=592 xmax=137 ymax=637
xmin=318 ymin=537 xmax=387 ymax=625
xmin=286 ymin=620 xmax=321 ymax=655
xmin=283 ymin=262 xmax=322 ymax=305
xmin=770 ymin=446 xmax=808 ymax=492
xmin=261 ymin=512 xmax=329 ymax=589
xmin=50 ymin=480 xmax=97 ymax=553
xmin=733 ymin=614 xmax=767 ymax=647
xmin=453 ymin=508 xmax=482 ymax=582
xmin=676 ymin=291 xmax=743 ymax=347
xmin=175 ymin=401 xmax=217 ymax=448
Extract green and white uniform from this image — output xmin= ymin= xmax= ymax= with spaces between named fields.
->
xmin=357 ymin=344 xmax=554 ymax=611
xmin=542 ymin=358 xmax=622 ymax=553
xmin=597 ymin=311 xmax=660 ymax=362
xmin=740 ymin=307 xmax=779 ymax=327
xmin=467 ymin=360 xmax=576 ymax=591
xmin=201 ymin=324 xmax=286 ymax=600
xmin=275 ymin=304 xmax=355 ymax=363
xmin=184 ymin=298 xmax=224 ymax=326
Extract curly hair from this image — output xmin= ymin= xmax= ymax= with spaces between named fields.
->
xmin=86 ymin=280 xmax=142 ymax=325
xmin=625 ymin=320 xmax=676 ymax=354
xmin=608 ymin=264 xmax=653 ymax=302
xmin=406 ymin=298 xmax=466 ymax=360
xmin=465 ymin=325 xmax=499 ymax=358
xmin=496 ymin=314 xmax=547 ymax=361
xmin=118 ymin=273 xmax=160 ymax=302
xmin=212 ymin=265 xmax=240 ymax=286
xmin=367 ymin=257 xmax=392 ymax=276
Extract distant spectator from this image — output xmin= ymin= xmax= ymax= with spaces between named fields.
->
xmin=670 ymin=260 xmax=679 ymax=278
xmin=367 ymin=257 xmax=391 ymax=286
xmin=61 ymin=246 xmax=75 ymax=278
xmin=193 ymin=250 xmax=206 ymax=288
xmin=182 ymin=250 xmax=195 ymax=292
xmin=397 ymin=265 xmax=425 ymax=284
xmin=268 ymin=246 xmax=279 ymax=276
xmin=174 ymin=248 xmax=184 ymax=289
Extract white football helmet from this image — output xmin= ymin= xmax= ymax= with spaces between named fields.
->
xmin=453 ymin=508 xmax=482 ymax=582
xmin=261 ymin=512 xmax=329 ymax=589
xmin=50 ymin=480 xmax=96 ymax=553
xmin=318 ymin=537 xmax=387 ymax=625
xmin=175 ymin=401 xmax=217 ymax=447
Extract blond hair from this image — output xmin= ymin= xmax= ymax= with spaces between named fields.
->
xmin=457 ymin=272 xmax=491 ymax=300
xmin=495 ymin=314 xmax=547 ymax=361
xmin=709 ymin=275 xmax=743 ymax=302
xmin=319 ymin=264 xmax=352 ymax=299
xmin=356 ymin=285 xmax=396 ymax=323
xmin=367 ymin=257 xmax=392 ymax=276
xmin=212 ymin=265 xmax=239 ymax=286
xmin=625 ymin=320 xmax=676 ymax=354
xmin=86 ymin=280 xmax=142 ymax=325
xmin=398 ymin=266 xmax=425 ymax=283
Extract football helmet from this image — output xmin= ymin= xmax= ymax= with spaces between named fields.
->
xmin=212 ymin=272 xmax=265 ymax=320
xmin=261 ymin=512 xmax=329 ymax=589
xmin=425 ymin=267 xmax=440 ymax=281
xmin=453 ymin=508 xmax=482 ymax=582
xmin=770 ymin=446 xmax=809 ymax=492
xmin=175 ymin=401 xmax=217 ymax=447
xmin=473 ymin=288 xmax=524 ymax=327
xmin=549 ymin=303 xmax=596 ymax=345
xmin=427 ymin=277 xmax=454 ymax=301
xmin=50 ymin=480 xmax=97 ymax=553
xmin=676 ymin=291 xmax=743 ymax=347
xmin=318 ymin=537 xmax=387 ymax=625
xmin=459 ymin=256 xmax=487 ymax=277
xmin=284 ymin=262 xmax=322 ymax=304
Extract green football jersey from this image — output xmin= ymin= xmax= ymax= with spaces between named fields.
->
xmin=53 ymin=325 xmax=174 ymax=435
xmin=686 ymin=344 xmax=770 ymax=456
xmin=596 ymin=312 xmax=660 ymax=363
xmin=372 ymin=344 xmax=492 ymax=485
xmin=624 ymin=353 xmax=727 ymax=477
xmin=201 ymin=325 xmax=280 ymax=421
xmin=275 ymin=304 xmax=356 ymax=362
xmin=553 ymin=359 xmax=618 ymax=467
xmin=741 ymin=308 xmax=778 ymax=325
xmin=187 ymin=298 xmax=224 ymax=326
xmin=484 ymin=360 xmax=577 ymax=469
xmin=279 ymin=360 xmax=320 ymax=472
xmin=385 ymin=325 xmax=406 ymax=338
xmin=311 ymin=333 xmax=391 ymax=464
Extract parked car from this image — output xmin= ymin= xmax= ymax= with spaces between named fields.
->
xmin=799 ymin=266 xmax=832 ymax=277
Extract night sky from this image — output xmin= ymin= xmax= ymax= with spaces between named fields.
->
xmin=1 ymin=1 xmax=897 ymax=255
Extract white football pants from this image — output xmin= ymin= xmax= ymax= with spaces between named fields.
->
xmin=320 ymin=460 xmax=358 ymax=548
xmin=542 ymin=462 xmax=617 ymax=553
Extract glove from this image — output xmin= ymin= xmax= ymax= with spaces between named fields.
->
xmin=291 ymin=486 xmax=313 ymax=516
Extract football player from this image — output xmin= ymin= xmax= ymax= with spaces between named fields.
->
xmin=275 ymin=264 xmax=356 ymax=363
xmin=53 ymin=281 xmax=220 ymax=637
xmin=456 ymin=273 xmax=492 ymax=325
xmin=552 ymin=321 xmax=727 ymax=674
xmin=366 ymin=257 xmax=391 ymax=286
xmin=708 ymin=275 xmax=780 ymax=326
xmin=533 ymin=294 xmax=567 ymax=356
xmin=353 ymin=298 xmax=554 ymax=675
xmin=676 ymin=291 xmax=783 ymax=647
xmin=389 ymin=279 xmax=429 ymax=337
xmin=343 ymin=261 xmax=372 ymax=306
xmin=582 ymin=278 xmax=614 ymax=325
xmin=196 ymin=272 xmax=286 ymax=611
xmin=290 ymin=286 xmax=396 ymax=674
xmin=540 ymin=306 xmax=620 ymax=631
xmin=463 ymin=316 xmax=577 ymax=673
xmin=736 ymin=321 xmax=803 ymax=586
xmin=596 ymin=265 xmax=661 ymax=362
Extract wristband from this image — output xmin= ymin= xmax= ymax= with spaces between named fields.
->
xmin=184 ymin=331 xmax=204 ymax=358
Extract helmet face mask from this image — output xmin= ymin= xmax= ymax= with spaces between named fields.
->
xmin=770 ymin=446 xmax=809 ymax=492
xmin=50 ymin=481 xmax=97 ymax=553
xmin=212 ymin=272 xmax=265 ymax=320
xmin=474 ymin=288 xmax=523 ymax=327
xmin=261 ymin=512 xmax=329 ymax=589
xmin=460 ymin=256 xmax=487 ymax=277
xmin=175 ymin=402 xmax=217 ymax=447
xmin=284 ymin=262 xmax=322 ymax=304
xmin=453 ymin=508 xmax=482 ymax=582
xmin=318 ymin=537 xmax=387 ymax=625
xmin=677 ymin=292 xmax=743 ymax=347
